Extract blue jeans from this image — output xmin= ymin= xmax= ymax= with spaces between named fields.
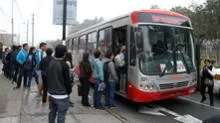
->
xmin=49 ymin=96 xmax=69 ymax=123
xmin=27 ymin=69 xmax=39 ymax=87
xmin=105 ymin=82 xmax=116 ymax=106
xmin=93 ymin=79 xmax=102 ymax=107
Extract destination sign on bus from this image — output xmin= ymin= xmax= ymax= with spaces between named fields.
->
xmin=136 ymin=13 xmax=190 ymax=27
xmin=152 ymin=15 xmax=182 ymax=25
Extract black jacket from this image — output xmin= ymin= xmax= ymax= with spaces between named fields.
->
xmin=40 ymin=56 xmax=54 ymax=76
xmin=202 ymin=65 xmax=213 ymax=81
xmin=47 ymin=59 xmax=72 ymax=95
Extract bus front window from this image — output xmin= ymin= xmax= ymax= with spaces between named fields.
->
xmin=138 ymin=25 xmax=196 ymax=75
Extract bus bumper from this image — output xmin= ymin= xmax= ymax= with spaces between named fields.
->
xmin=127 ymin=82 xmax=197 ymax=103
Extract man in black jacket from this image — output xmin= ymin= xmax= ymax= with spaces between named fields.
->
xmin=47 ymin=45 xmax=72 ymax=123
xmin=40 ymin=48 xmax=53 ymax=103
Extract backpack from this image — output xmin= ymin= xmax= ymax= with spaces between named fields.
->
xmin=103 ymin=61 xmax=110 ymax=83
xmin=11 ymin=51 xmax=18 ymax=64
xmin=115 ymin=53 xmax=125 ymax=67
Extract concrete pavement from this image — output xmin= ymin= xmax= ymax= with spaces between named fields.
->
xmin=0 ymin=72 xmax=122 ymax=123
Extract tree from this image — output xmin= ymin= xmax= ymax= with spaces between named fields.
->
xmin=171 ymin=0 xmax=220 ymax=65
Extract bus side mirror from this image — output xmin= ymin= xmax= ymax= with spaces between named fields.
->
xmin=134 ymin=28 xmax=143 ymax=51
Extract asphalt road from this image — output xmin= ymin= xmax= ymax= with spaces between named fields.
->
xmin=104 ymin=92 xmax=220 ymax=123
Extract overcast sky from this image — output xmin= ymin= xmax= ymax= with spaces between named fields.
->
xmin=0 ymin=0 xmax=205 ymax=45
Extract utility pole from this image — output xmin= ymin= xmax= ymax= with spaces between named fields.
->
xmin=11 ymin=0 xmax=15 ymax=45
xmin=62 ymin=0 xmax=67 ymax=44
xmin=32 ymin=14 xmax=34 ymax=46
xmin=26 ymin=20 xmax=29 ymax=44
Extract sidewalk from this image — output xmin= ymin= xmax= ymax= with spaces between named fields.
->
xmin=0 ymin=72 xmax=122 ymax=123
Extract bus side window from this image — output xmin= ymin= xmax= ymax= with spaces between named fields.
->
xmin=71 ymin=38 xmax=74 ymax=52
xmin=74 ymin=38 xmax=79 ymax=54
xmin=88 ymin=32 xmax=97 ymax=59
xmin=98 ymin=27 xmax=112 ymax=53
xmin=68 ymin=39 xmax=72 ymax=51
xmin=79 ymin=35 xmax=86 ymax=54
xmin=130 ymin=27 xmax=136 ymax=66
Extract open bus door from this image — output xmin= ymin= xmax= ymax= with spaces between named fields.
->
xmin=112 ymin=26 xmax=129 ymax=96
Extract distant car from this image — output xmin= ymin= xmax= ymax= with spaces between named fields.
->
xmin=212 ymin=68 xmax=220 ymax=95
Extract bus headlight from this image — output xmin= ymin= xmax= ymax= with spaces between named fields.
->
xmin=189 ymin=79 xmax=197 ymax=86
xmin=140 ymin=79 xmax=158 ymax=92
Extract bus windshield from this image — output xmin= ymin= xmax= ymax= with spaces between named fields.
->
xmin=138 ymin=25 xmax=196 ymax=75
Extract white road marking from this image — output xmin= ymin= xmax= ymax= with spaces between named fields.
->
xmin=139 ymin=104 xmax=202 ymax=123
xmin=180 ymin=97 xmax=220 ymax=110
xmin=175 ymin=115 xmax=202 ymax=123
xmin=139 ymin=106 xmax=166 ymax=116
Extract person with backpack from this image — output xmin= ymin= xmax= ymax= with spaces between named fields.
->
xmin=14 ymin=43 xmax=29 ymax=89
xmin=115 ymin=45 xmax=127 ymax=94
xmin=92 ymin=50 xmax=105 ymax=109
xmin=79 ymin=52 xmax=92 ymax=107
xmin=26 ymin=47 xmax=39 ymax=88
xmin=40 ymin=48 xmax=54 ymax=104
xmin=104 ymin=51 xmax=118 ymax=108
xmin=35 ymin=42 xmax=47 ymax=96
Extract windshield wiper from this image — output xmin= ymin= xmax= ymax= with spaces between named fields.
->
xmin=177 ymin=49 xmax=191 ymax=74
xmin=159 ymin=52 xmax=174 ymax=77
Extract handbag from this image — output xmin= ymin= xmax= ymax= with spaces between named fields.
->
xmin=204 ymin=78 xmax=214 ymax=86
xmin=23 ymin=55 xmax=32 ymax=71
xmin=88 ymin=74 xmax=94 ymax=83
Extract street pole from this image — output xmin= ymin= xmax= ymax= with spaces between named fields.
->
xmin=26 ymin=20 xmax=29 ymax=44
xmin=62 ymin=0 xmax=67 ymax=44
xmin=32 ymin=14 xmax=34 ymax=46
xmin=11 ymin=0 xmax=15 ymax=45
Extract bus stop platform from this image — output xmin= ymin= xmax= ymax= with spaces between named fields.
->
xmin=0 ymin=72 xmax=122 ymax=123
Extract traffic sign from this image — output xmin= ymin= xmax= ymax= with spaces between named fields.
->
xmin=53 ymin=0 xmax=77 ymax=25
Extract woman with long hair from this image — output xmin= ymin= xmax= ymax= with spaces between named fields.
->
xmin=64 ymin=52 xmax=74 ymax=107
xmin=26 ymin=47 xmax=39 ymax=88
xmin=79 ymin=52 xmax=92 ymax=107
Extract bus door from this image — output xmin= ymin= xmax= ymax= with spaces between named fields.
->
xmin=112 ymin=26 xmax=129 ymax=94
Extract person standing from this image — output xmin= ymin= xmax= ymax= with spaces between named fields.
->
xmin=14 ymin=43 xmax=29 ymax=89
xmin=26 ymin=47 xmax=39 ymax=88
xmin=79 ymin=53 xmax=92 ymax=107
xmin=105 ymin=51 xmax=118 ymax=108
xmin=12 ymin=46 xmax=20 ymax=84
xmin=64 ymin=52 xmax=74 ymax=107
xmin=35 ymin=42 xmax=47 ymax=96
xmin=115 ymin=45 xmax=127 ymax=93
xmin=92 ymin=51 xmax=104 ymax=109
xmin=200 ymin=59 xmax=215 ymax=106
xmin=2 ymin=48 xmax=9 ymax=77
xmin=47 ymin=45 xmax=72 ymax=123
xmin=40 ymin=48 xmax=53 ymax=104
xmin=6 ymin=46 xmax=16 ymax=79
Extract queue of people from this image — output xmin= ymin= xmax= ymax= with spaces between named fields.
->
xmin=1 ymin=43 xmax=127 ymax=123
